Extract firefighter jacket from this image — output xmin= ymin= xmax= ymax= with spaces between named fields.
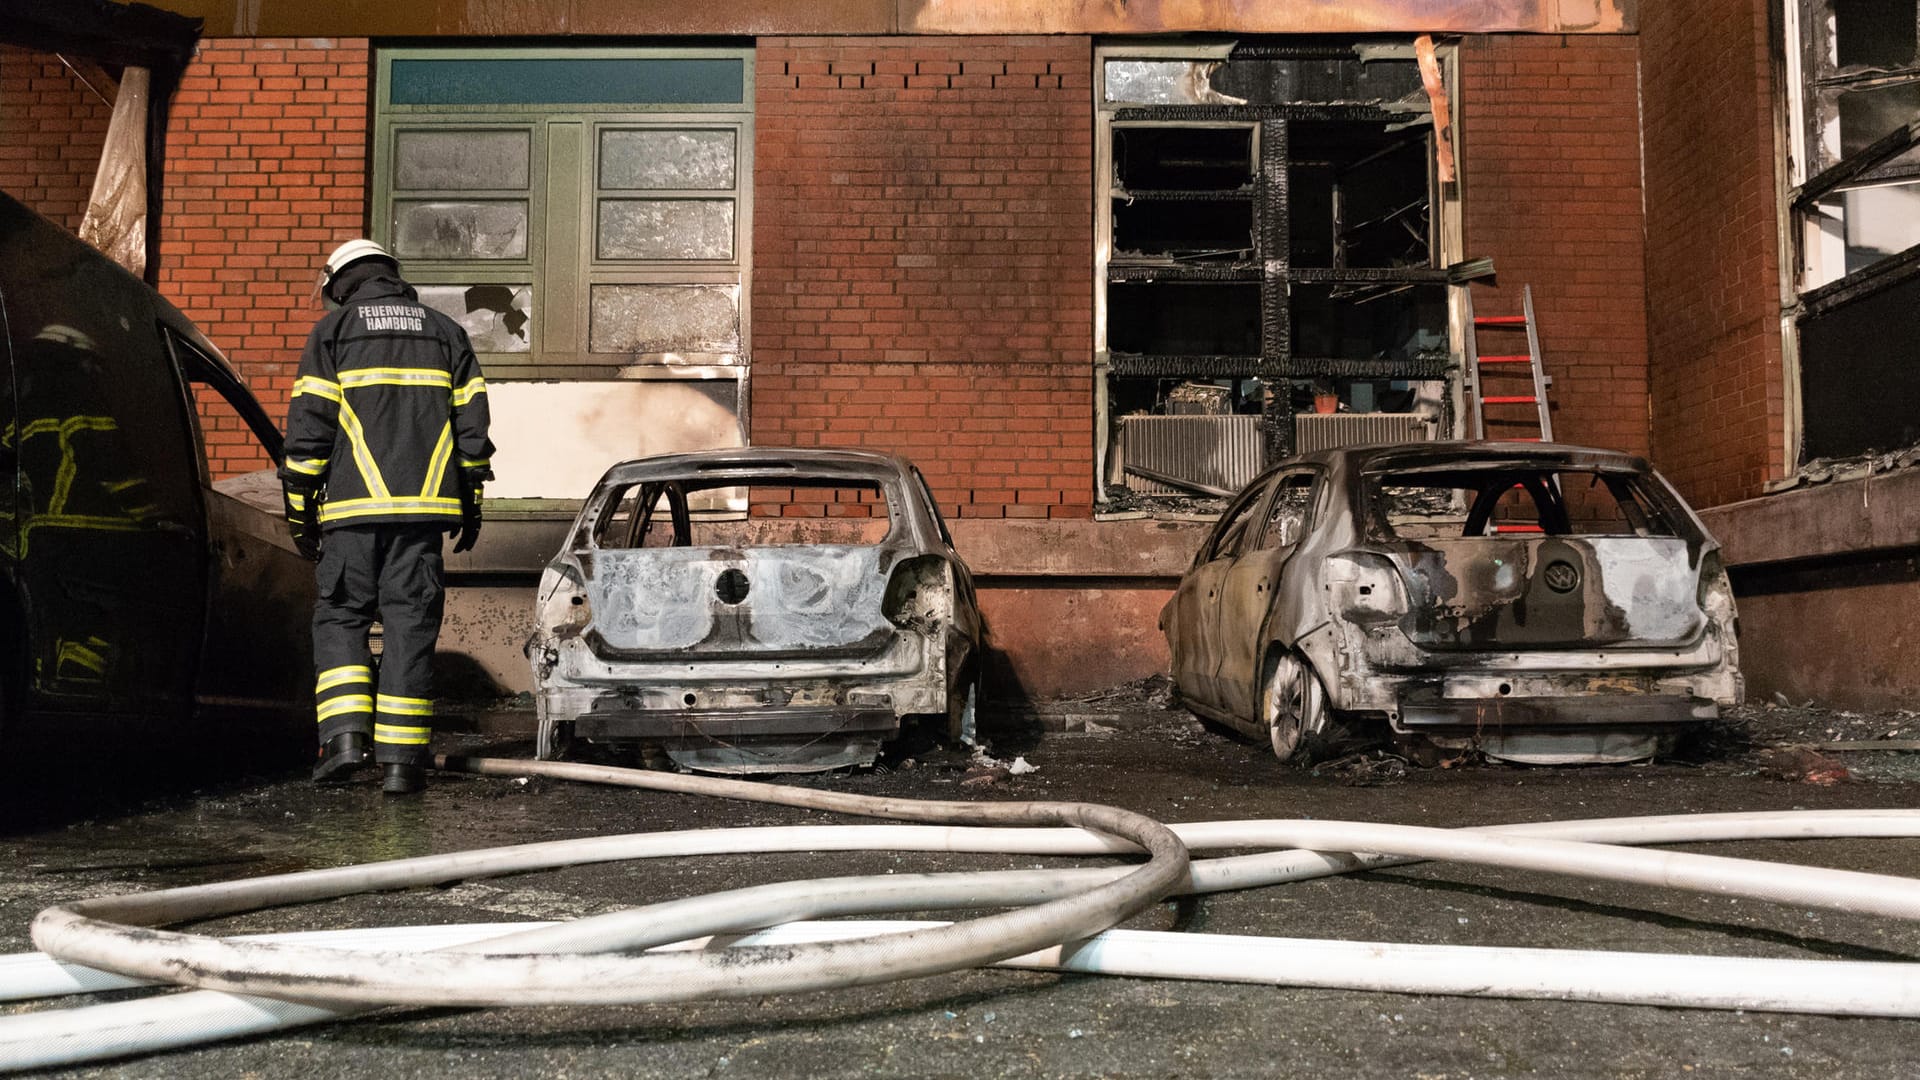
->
xmin=282 ymin=273 xmax=494 ymax=529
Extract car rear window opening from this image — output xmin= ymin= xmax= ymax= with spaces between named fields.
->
xmin=1366 ymin=467 xmax=1682 ymax=541
xmin=592 ymin=476 xmax=895 ymax=549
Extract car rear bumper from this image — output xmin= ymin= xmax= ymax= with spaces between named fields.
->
xmin=570 ymin=706 xmax=898 ymax=741
xmin=1395 ymin=692 xmax=1714 ymax=732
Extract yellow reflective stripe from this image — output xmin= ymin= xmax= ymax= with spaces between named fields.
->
xmin=318 ymin=497 xmax=463 ymax=522
xmin=376 ymin=694 xmax=434 ymax=717
xmin=316 ymin=695 xmax=373 ymax=721
xmin=373 ymin=723 xmax=431 ymax=745
xmin=286 ymin=456 xmax=328 ymax=477
xmin=457 ymin=457 xmax=491 ymax=469
xmin=420 ymin=421 xmax=453 ymax=499
xmin=56 ymin=639 xmax=108 ymax=676
xmin=335 ymin=399 xmax=390 ymax=499
xmin=21 ymin=515 xmax=143 ymax=534
xmin=292 ymin=376 xmax=343 ymax=403
xmin=316 ymin=665 xmax=372 ymax=693
xmin=451 ymin=377 xmax=488 ymax=407
xmin=340 ymin=367 xmax=452 ymax=390
xmin=286 ymin=492 xmax=307 ymax=509
xmin=19 ymin=416 xmax=118 ymax=439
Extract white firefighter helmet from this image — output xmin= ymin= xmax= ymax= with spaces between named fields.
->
xmin=317 ymin=238 xmax=397 ymax=296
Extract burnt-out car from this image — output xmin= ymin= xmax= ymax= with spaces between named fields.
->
xmin=1161 ymin=442 xmax=1743 ymax=765
xmin=527 ymin=448 xmax=982 ymax=773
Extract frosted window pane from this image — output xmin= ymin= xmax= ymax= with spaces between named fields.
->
xmin=590 ymin=284 xmax=739 ymax=353
xmin=394 ymin=130 xmax=530 ymax=190
xmin=416 ymin=284 xmax=533 ymax=353
xmin=597 ymin=199 xmax=734 ymax=260
xmin=600 ymin=129 xmax=736 ymax=190
xmin=391 ymin=200 xmax=529 ymax=260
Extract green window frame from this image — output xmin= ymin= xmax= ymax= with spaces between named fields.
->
xmin=371 ymin=46 xmax=755 ymax=381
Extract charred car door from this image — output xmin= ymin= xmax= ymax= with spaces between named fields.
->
xmin=1166 ymin=478 xmax=1272 ymax=709
xmin=1211 ymin=468 xmax=1321 ymax=722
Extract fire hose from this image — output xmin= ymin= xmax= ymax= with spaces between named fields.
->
xmin=2 ymin=755 xmax=1920 ymax=1070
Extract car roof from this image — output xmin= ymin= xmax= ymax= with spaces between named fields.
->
xmin=596 ymin=446 xmax=918 ymax=486
xmin=1287 ymin=440 xmax=1654 ymax=474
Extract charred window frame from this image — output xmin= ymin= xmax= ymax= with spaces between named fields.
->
xmin=1095 ymin=39 xmax=1460 ymax=507
xmin=1783 ymin=0 xmax=1920 ymax=464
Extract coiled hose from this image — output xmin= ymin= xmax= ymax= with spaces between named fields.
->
xmin=4 ymin=755 xmax=1920 ymax=1071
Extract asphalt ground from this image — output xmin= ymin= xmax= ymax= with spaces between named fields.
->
xmin=4 ymin=701 xmax=1920 ymax=1078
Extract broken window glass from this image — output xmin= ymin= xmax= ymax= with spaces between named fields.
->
xmin=1832 ymin=0 xmax=1919 ymax=70
xmin=415 ymin=284 xmax=533 ymax=353
xmin=393 ymin=129 xmax=530 ymax=190
xmin=596 ymin=199 xmax=735 ymax=260
xmin=599 ymin=129 xmax=736 ymax=190
xmin=1836 ymin=80 xmax=1920 ymax=172
xmin=1103 ymin=60 xmax=1245 ymax=106
xmin=1108 ymin=282 xmax=1261 ymax=356
xmin=589 ymin=284 xmax=740 ymax=355
xmin=390 ymin=200 xmax=529 ymax=260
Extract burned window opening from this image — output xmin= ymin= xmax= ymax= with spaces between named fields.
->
xmin=1108 ymin=282 xmax=1262 ymax=356
xmin=1830 ymin=0 xmax=1920 ymax=72
xmin=1100 ymin=38 xmax=1450 ymax=507
xmin=1788 ymin=0 xmax=1920 ymax=470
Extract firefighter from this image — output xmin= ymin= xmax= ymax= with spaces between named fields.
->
xmin=282 ymin=239 xmax=494 ymax=795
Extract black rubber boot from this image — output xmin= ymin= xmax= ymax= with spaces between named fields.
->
xmin=382 ymin=763 xmax=426 ymax=796
xmin=312 ymin=732 xmax=369 ymax=784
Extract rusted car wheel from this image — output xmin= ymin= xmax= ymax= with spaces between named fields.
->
xmin=1262 ymin=651 xmax=1329 ymax=763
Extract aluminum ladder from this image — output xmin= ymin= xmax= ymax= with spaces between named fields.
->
xmin=1462 ymin=283 xmax=1552 ymax=442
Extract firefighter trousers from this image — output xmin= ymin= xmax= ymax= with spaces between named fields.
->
xmin=311 ymin=524 xmax=445 ymax=767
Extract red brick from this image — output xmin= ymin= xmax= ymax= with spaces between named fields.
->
xmin=751 ymin=36 xmax=1094 ymax=517
xmin=1638 ymin=0 xmax=1786 ymax=506
xmin=144 ymin=37 xmax=372 ymax=479
xmin=1461 ymin=34 xmax=1651 ymax=465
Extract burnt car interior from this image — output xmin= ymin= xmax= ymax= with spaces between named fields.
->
xmin=1369 ymin=466 xmax=1686 ymax=540
xmin=589 ymin=476 xmax=902 ymax=549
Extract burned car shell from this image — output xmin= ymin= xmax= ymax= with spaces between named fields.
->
xmin=1160 ymin=442 xmax=1743 ymax=764
xmin=528 ymin=448 xmax=981 ymax=773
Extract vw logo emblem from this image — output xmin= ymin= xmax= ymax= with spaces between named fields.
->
xmin=1543 ymin=560 xmax=1580 ymax=594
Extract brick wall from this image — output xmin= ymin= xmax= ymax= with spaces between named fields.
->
xmin=751 ymin=36 xmax=1095 ymax=520
xmin=158 ymin=37 xmax=371 ymax=478
xmin=1460 ymin=34 xmax=1650 ymax=458
xmin=0 ymin=46 xmax=113 ymax=232
xmin=1640 ymin=0 xmax=1784 ymax=508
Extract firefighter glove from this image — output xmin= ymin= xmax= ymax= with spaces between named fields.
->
xmin=453 ymin=465 xmax=487 ymax=555
xmin=282 ymin=478 xmax=322 ymax=562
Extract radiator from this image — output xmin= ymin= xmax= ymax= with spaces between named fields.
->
xmin=1118 ymin=414 xmax=1264 ymax=496
xmin=1291 ymin=412 xmax=1433 ymax=455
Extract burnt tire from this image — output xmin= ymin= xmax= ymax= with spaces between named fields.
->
xmin=1261 ymin=651 xmax=1333 ymax=764
xmin=947 ymin=665 xmax=980 ymax=745
xmin=535 ymin=717 xmax=574 ymax=761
